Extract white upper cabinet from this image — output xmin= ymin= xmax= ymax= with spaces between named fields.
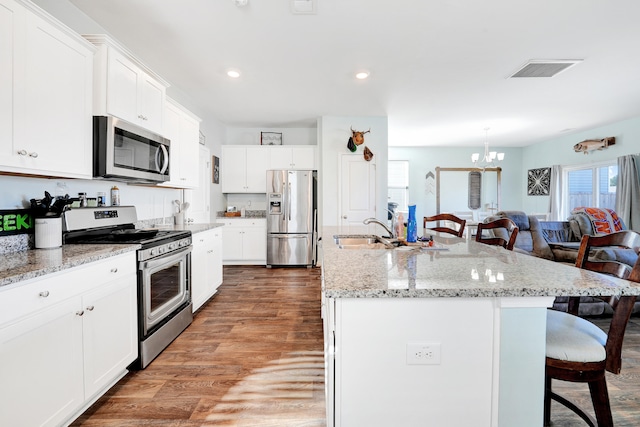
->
xmin=0 ymin=0 xmax=94 ymax=178
xmin=85 ymin=34 xmax=168 ymax=135
xmin=160 ymin=98 xmax=201 ymax=188
xmin=269 ymin=146 xmax=316 ymax=170
xmin=221 ymin=145 xmax=269 ymax=193
xmin=221 ymin=145 xmax=317 ymax=193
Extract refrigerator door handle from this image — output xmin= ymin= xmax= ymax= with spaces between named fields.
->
xmin=270 ymin=234 xmax=309 ymax=239
xmin=288 ymin=181 xmax=292 ymax=221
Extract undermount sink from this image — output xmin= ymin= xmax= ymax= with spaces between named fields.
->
xmin=333 ymin=235 xmax=398 ymax=249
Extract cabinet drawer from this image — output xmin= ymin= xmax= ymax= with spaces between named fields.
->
xmin=0 ymin=253 xmax=136 ymax=326
xmin=217 ymin=219 xmax=266 ymax=227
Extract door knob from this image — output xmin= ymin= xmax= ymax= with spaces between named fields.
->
xmin=342 ymin=215 xmax=347 ymax=219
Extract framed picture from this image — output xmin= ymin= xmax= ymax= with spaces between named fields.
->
xmin=212 ymin=155 xmax=220 ymax=184
xmin=261 ymin=132 xmax=282 ymax=145
xmin=527 ymin=167 xmax=551 ymax=196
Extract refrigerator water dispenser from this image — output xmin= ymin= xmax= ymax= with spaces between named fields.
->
xmin=269 ymin=193 xmax=282 ymax=214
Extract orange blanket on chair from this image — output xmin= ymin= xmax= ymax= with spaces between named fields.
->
xmin=572 ymin=207 xmax=624 ymax=235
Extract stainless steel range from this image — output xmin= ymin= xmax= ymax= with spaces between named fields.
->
xmin=63 ymin=206 xmax=192 ymax=369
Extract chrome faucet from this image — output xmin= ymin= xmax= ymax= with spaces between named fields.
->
xmin=363 ymin=209 xmax=397 ymax=239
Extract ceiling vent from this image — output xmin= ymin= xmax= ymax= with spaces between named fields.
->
xmin=509 ymin=60 xmax=582 ymax=78
xmin=291 ymin=0 xmax=316 ymax=14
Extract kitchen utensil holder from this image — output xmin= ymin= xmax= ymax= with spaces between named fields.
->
xmin=35 ymin=217 xmax=62 ymax=249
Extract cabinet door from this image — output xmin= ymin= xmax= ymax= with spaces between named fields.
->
xmin=292 ymin=146 xmax=316 ymax=170
xmin=0 ymin=298 xmax=84 ymax=427
xmin=245 ymin=146 xmax=269 ymax=192
xmin=10 ymin=7 xmax=93 ymax=178
xmin=82 ymin=275 xmax=138 ymax=399
xmin=177 ymin=112 xmax=200 ymax=187
xmin=221 ymin=146 xmax=248 ymax=193
xmin=139 ymin=74 xmax=164 ymax=134
xmin=211 ymin=228 xmax=223 ymax=290
xmin=269 ymin=146 xmax=293 ymax=169
xmin=243 ymin=226 xmax=267 ymax=262
xmin=0 ymin=0 xmax=18 ymax=168
xmin=161 ymin=100 xmax=182 ymax=186
xmin=222 ymin=226 xmax=244 ymax=261
xmin=191 ymin=230 xmax=214 ymax=311
xmin=107 ymin=49 xmax=139 ymax=125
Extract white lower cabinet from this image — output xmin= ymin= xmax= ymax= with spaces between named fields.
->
xmin=191 ymin=228 xmax=223 ymax=312
xmin=218 ymin=219 xmax=266 ymax=265
xmin=0 ymin=252 xmax=138 ymax=427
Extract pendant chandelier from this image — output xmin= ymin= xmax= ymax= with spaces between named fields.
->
xmin=471 ymin=128 xmax=504 ymax=168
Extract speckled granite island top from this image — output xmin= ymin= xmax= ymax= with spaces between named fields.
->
xmin=322 ymin=226 xmax=640 ymax=298
xmin=0 ymin=244 xmax=139 ymax=288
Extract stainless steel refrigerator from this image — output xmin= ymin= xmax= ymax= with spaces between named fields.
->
xmin=266 ymin=170 xmax=317 ymax=267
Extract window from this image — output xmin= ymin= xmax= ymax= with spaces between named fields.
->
xmin=388 ymin=160 xmax=409 ymax=213
xmin=564 ymin=161 xmax=617 ymax=214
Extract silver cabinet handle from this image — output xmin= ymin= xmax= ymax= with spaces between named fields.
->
xmin=86 ymin=305 xmax=95 ymax=311
xmin=29 ymin=152 xmax=38 ymax=158
xmin=39 ymin=291 xmax=50 ymax=298
xmin=76 ymin=310 xmax=84 ymax=316
xmin=17 ymin=149 xmax=27 ymax=156
xmin=110 ymin=268 xmax=118 ymax=273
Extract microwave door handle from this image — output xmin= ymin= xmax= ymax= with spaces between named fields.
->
xmin=157 ymin=145 xmax=169 ymax=175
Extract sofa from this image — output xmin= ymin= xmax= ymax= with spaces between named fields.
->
xmin=486 ymin=209 xmax=639 ymax=316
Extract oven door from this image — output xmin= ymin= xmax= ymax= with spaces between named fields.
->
xmin=139 ymin=246 xmax=191 ymax=337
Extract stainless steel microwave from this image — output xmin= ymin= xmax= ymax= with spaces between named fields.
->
xmin=93 ymin=116 xmax=170 ymax=183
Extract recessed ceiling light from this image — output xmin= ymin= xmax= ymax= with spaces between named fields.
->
xmin=227 ymin=70 xmax=241 ymax=78
xmin=355 ymin=71 xmax=369 ymax=80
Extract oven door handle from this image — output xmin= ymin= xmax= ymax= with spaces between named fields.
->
xmin=141 ymin=246 xmax=192 ymax=270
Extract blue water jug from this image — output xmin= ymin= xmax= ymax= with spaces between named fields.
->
xmin=407 ymin=204 xmax=417 ymax=243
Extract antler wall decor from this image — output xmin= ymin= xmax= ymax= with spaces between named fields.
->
xmin=347 ymin=127 xmax=374 ymax=161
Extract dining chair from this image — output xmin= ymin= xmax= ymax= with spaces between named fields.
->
xmin=423 ymin=213 xmax=466 ymax=238
xmin=475 ymin=218 xmax=518 ymax=250
xmin=544 ymin=231 xmax=640 ymax=427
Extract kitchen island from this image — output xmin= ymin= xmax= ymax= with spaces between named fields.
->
xmin=321 ymin=226 xmax=640 ymax=427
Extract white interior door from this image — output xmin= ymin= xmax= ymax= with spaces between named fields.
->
xmin=340 ymin=154 xmax=376 ymax=226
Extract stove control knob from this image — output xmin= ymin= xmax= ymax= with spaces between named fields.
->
xmin=149 ymin=249 xmax=157 ymax=256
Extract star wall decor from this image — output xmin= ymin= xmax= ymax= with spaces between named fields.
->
xmin=527 ymin=167 xmax=551 ymax=196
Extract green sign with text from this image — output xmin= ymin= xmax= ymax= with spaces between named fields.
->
xmin=0 ymin=209 xmax=35 ymax=236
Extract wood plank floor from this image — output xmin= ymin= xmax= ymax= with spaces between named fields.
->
xmin=72 ymin=266 xmax=325 ymax=426
xmin=72 ymin=265 xmax=640 ymax=426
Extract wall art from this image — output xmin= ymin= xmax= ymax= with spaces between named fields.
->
xmin=527 ymin=167 xmax=551 ymax=196
xmin=261 ymin=132 xmax=282 ymax=145
xmin=212 ymin=155 xmax=220 ymax=184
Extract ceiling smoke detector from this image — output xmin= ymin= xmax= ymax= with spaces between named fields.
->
xmin=232 ymin=0 xmax=248 ymax=7
xmin=509 ymin=59 xmax=583 ymax=78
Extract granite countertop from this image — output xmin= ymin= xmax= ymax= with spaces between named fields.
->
xmin=0 ymin=244 xmax=140 ymax=289
xmin=321 ymin=225 xmax=640 ymax=299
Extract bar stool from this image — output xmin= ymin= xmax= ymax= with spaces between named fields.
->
xmin=423 ymin=213 xmax=466 ymax=238
xmin=544 ymin=231 xmax=640 ymax=426
xmin=475 ymin=218 xmax=518 ymax=250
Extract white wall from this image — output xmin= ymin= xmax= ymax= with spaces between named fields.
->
xmin=319 ymin=116 xmax=388 ymax=227
xmin=521 ymin=116 xmax=640 ymax=215
xmin=0 ymin=175 xmax=181 ymax=222
xmin=388 ymin=146 xmax=523 ymax=219
xmin=225 ymin=127 xmax=317 ymax=146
